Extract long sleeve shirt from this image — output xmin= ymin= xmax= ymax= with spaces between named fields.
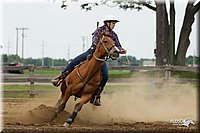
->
xmin=91 ymin=25 xmax=123 ymax=51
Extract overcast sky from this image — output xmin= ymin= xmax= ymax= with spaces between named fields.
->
xmin=0 ymin=0 xmax=198 ymax=61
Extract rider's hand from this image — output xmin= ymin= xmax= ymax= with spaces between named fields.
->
xmin=120 ymin=49 xmax=127 ymax=54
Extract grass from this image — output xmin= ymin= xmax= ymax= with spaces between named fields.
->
xmin=24 ymin=69 xmax=199 ymax=79
xmin=24 ymin=70 xmax=61 ymax=75
xmin=2 ymin=84 xmax=57 ymax=98
xmin=108 ymin=70 xmax=133 ymax=78
xmin=172 ymin=71 xmax=199 ymax=79
xmin=2 ymin=82 xmax=197 ymax=98
xmin=2 ymin=69 xmax=198 ymax=98
xmin=2 ymin=84 xmax=130 ymax=98
xmin=3 ymin=84 xmax=56 ymax=91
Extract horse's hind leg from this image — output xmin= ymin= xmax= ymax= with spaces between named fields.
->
xmin=54 ymin=82 xmax=67 ymax=108
xmin=63 ymin=94 xmax=92 ymax=127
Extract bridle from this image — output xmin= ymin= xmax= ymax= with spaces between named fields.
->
xmin=93 ymin=35 xmax=116 ymax=62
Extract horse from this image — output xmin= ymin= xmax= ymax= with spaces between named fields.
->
xmin=51 ymin=32 xmax=119 ymax=127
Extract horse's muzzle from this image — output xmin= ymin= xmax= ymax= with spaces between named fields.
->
xmin=110 ymin=50 xmax=119 ymax=60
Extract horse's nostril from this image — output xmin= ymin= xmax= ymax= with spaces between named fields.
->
xmin=114 ymin=50 xmax=119 ymax=53
xmin=113 ymin=50 xmax=119 ymax=57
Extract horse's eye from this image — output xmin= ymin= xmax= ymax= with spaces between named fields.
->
xmin=103 ymin=41 xmax=108 ymax=43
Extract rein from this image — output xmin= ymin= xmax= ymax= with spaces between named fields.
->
xmin=116 ymin=54 xmax=132 ymax=66
xmin=93 ymin=54 xmax=105 ymax=62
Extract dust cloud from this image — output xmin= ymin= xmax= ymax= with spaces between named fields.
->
xmin=74 ymin=79 xmax=197 ymax=124
xmin=6 ymin=79 xmax=197 ymax=125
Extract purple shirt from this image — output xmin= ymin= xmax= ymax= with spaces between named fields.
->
xmin=91 ymin=25 xmax=123 ymax=50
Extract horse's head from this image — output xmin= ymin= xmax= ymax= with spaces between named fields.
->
xmin=95 ymin=32 xmax=119 ymax=60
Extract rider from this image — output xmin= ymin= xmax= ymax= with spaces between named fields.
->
xmin=51 ymin=15 xmax=127 ymax=106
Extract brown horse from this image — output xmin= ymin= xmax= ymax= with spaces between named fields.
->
xmin=51 ymin=33 xmax=119 ymax=127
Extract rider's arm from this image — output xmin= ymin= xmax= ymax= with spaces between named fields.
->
xmin=112 ymin=32 xmax=126 ymax=54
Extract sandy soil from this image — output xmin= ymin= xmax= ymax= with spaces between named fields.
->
xmin=2 ymin=80 xmax=199 ymax=133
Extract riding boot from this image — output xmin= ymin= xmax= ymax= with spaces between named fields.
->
xmin=90 ymin=93 xmax=96 ymax=104
xmin=93 ymin=94 xmax=101 ymax=106
xmin=51 ymin=68 xmax=73 ymax=87
xmin=93 ymin=87 xmax=103 ymax=106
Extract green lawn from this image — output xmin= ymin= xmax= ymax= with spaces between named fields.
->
xmin=24 ymin=69 xmax=198 ymax=79
xmin=3 ymin=84 xmax=56 ymax=91
xmin=24 ymin=70 xmax=61 ymax=75
xmin=2 ymin=69 xmax=198 ymax=98
xmin=2 ymin=84 xmax=131 ymax=98
xmin=2 ymin=84 xmax=57 ymax=98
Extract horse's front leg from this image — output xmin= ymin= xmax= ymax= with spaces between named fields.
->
xmin=63 ymin=94 xmax=92 ymax=127
xmin=51 ymin=85 xmax=72 ymax=121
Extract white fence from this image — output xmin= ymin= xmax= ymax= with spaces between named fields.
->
xmin=2 ymin=65 xmax=199 ymax=97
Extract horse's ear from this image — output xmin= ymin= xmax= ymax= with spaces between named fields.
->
xmin=98 ymin=32 xmax=103 ymax=38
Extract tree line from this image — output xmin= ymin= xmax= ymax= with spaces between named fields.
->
xmin=1 ymin=54 xmax=199 ymax=67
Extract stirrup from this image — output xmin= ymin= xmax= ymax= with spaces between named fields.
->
xmin=51 ymin=77 xmax=63 ymax=87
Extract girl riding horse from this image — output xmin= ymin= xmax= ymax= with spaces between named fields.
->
xmin=52 ymin=32 xmax=119 ymax=126
xmin=51 ymin=15 xmax=127 ymax=106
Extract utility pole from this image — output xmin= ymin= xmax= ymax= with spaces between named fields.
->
xmin=21 ymin=27 xmax=28 ymax=64
xmin=16 ymin=28 xmax=19 ymax=63
xmin=192 ymin=49 xmax=195 ymax=67
xmin=42 ymin=39 xmax=45 ymax=66
xmin=16 ymin=27 xmax=28 ymax=64
xmin=67 ymin=44 xmax=70 ymax=61
xmin=7 ymin=39 xmax=10 ymax=56
xmin=7 ymin=39 xmax=10 ymax=62
xmin=80 ymin=36 xmax=88 ymax=52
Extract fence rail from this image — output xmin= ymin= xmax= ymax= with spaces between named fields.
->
xmin=109 ymin=66 xmax=199 ymax=72
xmin=2 ymin=65 xmax=199 ymax=72
xmin=1 ymin=65 xmax=199 ymax=97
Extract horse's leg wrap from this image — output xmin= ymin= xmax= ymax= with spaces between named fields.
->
xmin=66 ymin=103 xmax=82 ymax=125
xmin=66 ymin=112 xmax=77 ymax=125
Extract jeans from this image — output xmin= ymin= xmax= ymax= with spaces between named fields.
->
xmin=62 ymin=48 xmax=108 ymax=90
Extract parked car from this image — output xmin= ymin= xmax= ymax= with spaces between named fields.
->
xmin=2 ymin=62 xmax=24 ymax=74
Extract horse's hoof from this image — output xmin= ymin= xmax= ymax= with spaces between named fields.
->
xmin=93 ymin=100 xmax=101 ymax=106
xmin=63 ymin=122 xmax=70 ymax=127
xmin=51 ymin=112 xmax=58 ymax=121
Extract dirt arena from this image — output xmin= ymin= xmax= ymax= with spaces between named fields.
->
xmin=2 ymin=80 xmax=199 ymax=133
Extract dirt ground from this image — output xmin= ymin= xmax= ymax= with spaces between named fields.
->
xmin=2 ymin=81 xmax=199 ymax=133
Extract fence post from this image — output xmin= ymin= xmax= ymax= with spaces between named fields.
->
xmin=29 ymin=66 xmax=36 ymax=98
xmin=164 ymin=65 xmax=171 ymax=79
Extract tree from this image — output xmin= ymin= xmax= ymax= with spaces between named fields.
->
xmin=2 ymin=54 xmax=8 ymax=62
xmin=60 ymin=0 xmax=199 ymax=66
